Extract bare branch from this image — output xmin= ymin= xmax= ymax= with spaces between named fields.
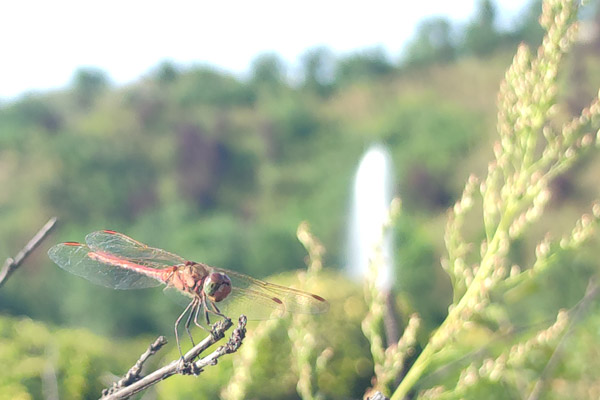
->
xmin=0 ymin=217 xmax=57 ymax=288
xmin=101 ymin=315 xmax=247 ymax=400
xmin=368 ymin=391 xmax=389 ymax=400
xmin=102 ymin=336 xmax=168 ymax=396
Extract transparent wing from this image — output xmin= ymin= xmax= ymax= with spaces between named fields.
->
xmin=212 ymin=267 xmax=329 ymax=315
xmin=48 ymin=242 xmax=164 ymax=290
xmin=163 ymin=286 xmax=283 ymax=325
xmin=163 ymin=286 xmax=194 ymax=307
xmin=85 ymin=230 xmax=186 ymax=267
xmin=212 ymin=287 xmax=286 ymax=320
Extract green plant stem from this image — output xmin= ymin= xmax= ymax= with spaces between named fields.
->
xmin=392 ymin=140 xmax=591 ymax=398
xmin=390 ymin=342 xmax=436 ymax=399
xmin=391 ymin=215 xmax=510 ymax=399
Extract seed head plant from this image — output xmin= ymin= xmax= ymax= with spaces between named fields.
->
xmin=370 ymin=0 xmax=600 ymax=398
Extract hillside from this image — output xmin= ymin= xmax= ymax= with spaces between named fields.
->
xmin=0 ymin=47 xmax=527 ymax=334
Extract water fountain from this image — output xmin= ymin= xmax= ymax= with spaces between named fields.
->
xmin=348 ymin=144 xmax=394 ymax=290
xmin=347 ymin=143 xmax=399 ymax=345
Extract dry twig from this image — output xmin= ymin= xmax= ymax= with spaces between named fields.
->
xmin=102 ymin=336 xmax=168 ymax=396
xmin=368 ymin=391 xmax=389 ymax=400
xmin=101 ymin=315 xmax=247 ymax=400
xmin=0 ymin=217 xmax=57 ymax=288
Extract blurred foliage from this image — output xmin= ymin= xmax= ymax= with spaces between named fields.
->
xmin=250 ymin=53 xmax=288 ymax=93
xmin=299 ymin=46 xmax=336 ymax=96
xmin=1 ymin=0 xmax=600 ymax=398
xmin=71 ymin=67 xmax=110 ymax=110
xmin=334 ymin=46 xmax=394 ymax=86
xmin=463 ymin=0 xmax=501 ymax=56
xmin=0 ymin=315 xmax=142 ymax=400
xmin=403 ymin=17 xmax=457 ymax=67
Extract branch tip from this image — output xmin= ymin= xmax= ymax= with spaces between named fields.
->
xmin=0 ymin=217 xmax=58 ymax=288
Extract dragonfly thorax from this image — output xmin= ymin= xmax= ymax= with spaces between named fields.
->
xmin=164 ymin=262 xmax=209 ymax=296
xmin=166 ymin=262 xmax=232 ymax=302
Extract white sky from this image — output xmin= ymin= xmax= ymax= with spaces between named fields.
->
xmin=0 ymin=1 xmax=528 ymax=101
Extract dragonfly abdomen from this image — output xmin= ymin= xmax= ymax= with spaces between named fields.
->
xmin=88 ymin=251 xmax=165 ymax=281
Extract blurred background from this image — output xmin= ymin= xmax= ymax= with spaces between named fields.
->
xmin=2 ymin=0 xmax=600 ymax=398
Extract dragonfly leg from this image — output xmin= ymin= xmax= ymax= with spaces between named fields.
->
xmin=193 ymin=299 xmax=209 ymax=331
xmin=201 ymin=292 xmax=212 ymax=326
xmin=204 ymin=305 xmax=211 ymax=326
xmin=184 ymin=298 xmax=197 ymax=347
xmin=202 ymin=301 xmax=223 ymax=339
xmin=206 ymin=299 xmax=227 ymax=319
xmin=200 ymin=293 xmax=231 ymax=336
xmin=174 ymin=298 xmax=196 ymax=359
xmin=206 ymin=301 xmax=232 ymax=339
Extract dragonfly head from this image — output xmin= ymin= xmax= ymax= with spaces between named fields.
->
xmin=203 ymin=272 xmax=232 ymax=302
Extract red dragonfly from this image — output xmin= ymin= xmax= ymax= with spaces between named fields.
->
xmin=48 ymin=230 xmax=328 ymax=353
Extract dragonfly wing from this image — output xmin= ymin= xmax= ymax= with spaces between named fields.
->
xmin=85 ymin=230 xmax=186 ymax=267
xmin=48 ymin=242 xmax=163 ymax=290
xmin=163 ymin=286 xmax=194 ymax=308
xmin=213 ymin=267 xmax=329 ymax=315
xmin=213 ymin=287 xmax=286 ymax=320
xmin=162 ymin=285 xmax=285 ymax=321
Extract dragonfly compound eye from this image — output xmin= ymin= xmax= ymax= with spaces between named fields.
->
xmin=204 ymin=272 xmax=232 ymax=302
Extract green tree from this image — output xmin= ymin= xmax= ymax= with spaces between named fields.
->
xmin=71 ymin=67 xmax=110 ymax=109
xmin=154 ymin=60 xmax=179 ymax=84
xmin=249 ymin=52 xmax=287 ymax=90
xmin=335 ymin=46 xmax=394 ymax=85
xmin=299 ymin=46 xmax=335 ymax=96
xmin=5 ymin=95 xmax=62 ymax=132
xmin=511 ymin=0 xmax=544 ymax=48
xmin=463 ymin=0 xmax=501 ymax=56
xmin=175 ymin=66 xmax=255 ymax=106
xmin=403 ymin=17 xmax=456 ymax=66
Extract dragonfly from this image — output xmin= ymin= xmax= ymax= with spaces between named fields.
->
xmin=48 ymin=230 xmax=329 ymax=355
